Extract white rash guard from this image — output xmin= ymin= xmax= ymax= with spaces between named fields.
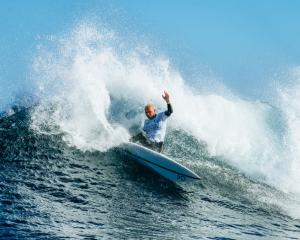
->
xmin=143 ymin=104 xmax=173 ymax=143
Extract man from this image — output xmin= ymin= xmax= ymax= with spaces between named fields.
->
xmin=131 ymin=91 xmax=173 ymax=152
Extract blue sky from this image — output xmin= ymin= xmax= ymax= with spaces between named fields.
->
xmin=1 ymin=0 xmax=300 ymax=105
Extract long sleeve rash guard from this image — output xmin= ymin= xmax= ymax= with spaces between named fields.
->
xmin=143 ymin=103 xmax=173 ymax=143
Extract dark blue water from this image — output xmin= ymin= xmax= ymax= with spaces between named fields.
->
xmin=1 ymin=108 xmax=300 ymax=239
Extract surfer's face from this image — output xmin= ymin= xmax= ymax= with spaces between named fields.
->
xmin=145 ymin=105 xmax=156 ymax=119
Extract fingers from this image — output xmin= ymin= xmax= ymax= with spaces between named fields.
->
xmin=162 ymin=90 xmax=170 ymax=103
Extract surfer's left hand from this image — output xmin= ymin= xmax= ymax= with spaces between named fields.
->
xmin=162 ymin=91 xmax=170 ymax=104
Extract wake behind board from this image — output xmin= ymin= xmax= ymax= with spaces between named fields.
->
xmin=122 ymin=142 xmax=201 ymax=183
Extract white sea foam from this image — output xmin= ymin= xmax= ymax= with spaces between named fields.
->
xmin=30 ymin=23 xmax=300 ymax=217
xmin=276 ymin=68 xmax=300 ymax=196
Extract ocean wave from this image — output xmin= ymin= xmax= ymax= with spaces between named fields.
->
xmin=1 ymin=22 xmax=300 ymax=218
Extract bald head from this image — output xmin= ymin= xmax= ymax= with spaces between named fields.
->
xmin=144 ymin=104 xmax=156 ymax=119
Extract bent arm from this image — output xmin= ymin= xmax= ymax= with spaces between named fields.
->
xmin=162 ymin=91 xmax=173 ymax=117
xmin=165 ymin=103 xmax=173 ymax=116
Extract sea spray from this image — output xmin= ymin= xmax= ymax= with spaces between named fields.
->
xmin=31 ymin=26 xmax=130 ymax=151
xmin=30 ymin=23 xmax=300 ymax=217
xmin=276 ymin=67 xmax=300 ymax=196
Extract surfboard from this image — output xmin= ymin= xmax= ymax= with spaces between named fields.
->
xmin=122 ymin=142 xmax=201 ymax=183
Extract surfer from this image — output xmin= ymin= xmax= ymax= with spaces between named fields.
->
xmin=131 ymin=91 xmax=173 ymax=152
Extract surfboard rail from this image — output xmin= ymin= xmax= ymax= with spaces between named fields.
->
xmin=122 ymin=142 xmax=201 ymax=183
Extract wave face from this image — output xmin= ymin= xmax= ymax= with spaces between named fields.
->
xmin=30 ymin=24 xmax=300 ymax=194
xmin=1 ymin=23 xmax=300 ymax=237
xmin=1 ymin=106 xmax=300 ymax=239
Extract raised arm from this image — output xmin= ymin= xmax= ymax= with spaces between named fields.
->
xmin=162 ymin=91 xmax=173 ymax=116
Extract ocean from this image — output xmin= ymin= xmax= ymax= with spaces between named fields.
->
xmin=1 ymin=23 xmax=300 ymax=239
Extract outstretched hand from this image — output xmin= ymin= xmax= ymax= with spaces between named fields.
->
xmin=162 ymin=91 xmax=170 ymax=104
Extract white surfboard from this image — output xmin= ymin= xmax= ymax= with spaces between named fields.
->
xmin=122 ymin=142 xmax=201 ymax=183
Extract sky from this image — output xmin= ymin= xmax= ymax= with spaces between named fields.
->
xmin=1 ymin=0 xmax=300 ymax=104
